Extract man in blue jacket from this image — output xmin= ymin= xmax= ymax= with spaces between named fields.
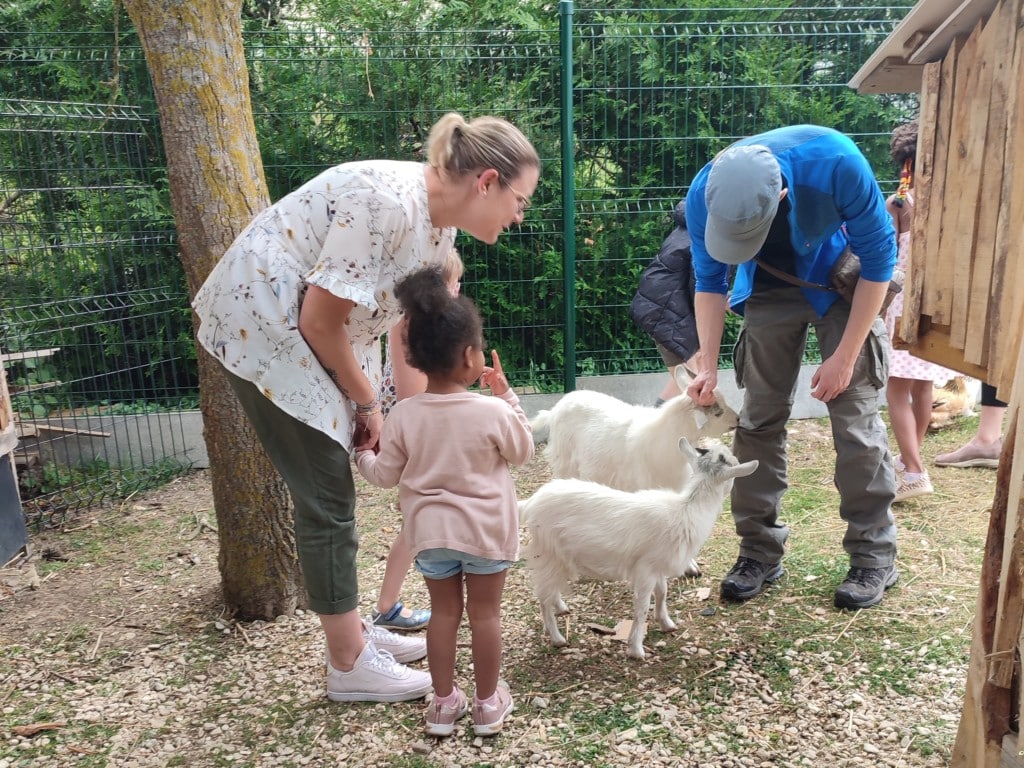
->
xmin=684 ymin=125 xmax=898 ymax=610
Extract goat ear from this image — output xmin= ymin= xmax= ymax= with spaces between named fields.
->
xmin=677 ymin=437 xmax=699 ymax=463
xmin=725 ymin=459 xmax=759 ymax=479
xmin=672 ymin=364 xmax=693 ymax=390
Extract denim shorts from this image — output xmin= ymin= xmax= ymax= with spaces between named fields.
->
xmin=415 ymin=548 xmax=511 ymax=580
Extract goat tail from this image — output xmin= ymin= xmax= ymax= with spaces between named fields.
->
xmin=518 ymin=497 xmax=535 ymax=524
xmin=529 ymin=409 xmax=552 ymax=444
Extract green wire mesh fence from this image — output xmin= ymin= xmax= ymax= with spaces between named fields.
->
xmin=0 ymin=5 xmax=915 ymax=525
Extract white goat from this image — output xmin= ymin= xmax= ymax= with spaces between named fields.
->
xmin=520 ymin=438 xmax=758 ymax=660
xmin=529 ymin=365 xmax=738 ymax=575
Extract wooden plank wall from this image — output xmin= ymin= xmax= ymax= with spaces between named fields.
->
xmin=905 ymin=1 xmax=1024 ymax=765
xmin=901 ymin=0 xmax=1024 ymax=403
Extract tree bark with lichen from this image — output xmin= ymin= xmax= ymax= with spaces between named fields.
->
xmin=122 ymin=0 xmax=305 ymax=619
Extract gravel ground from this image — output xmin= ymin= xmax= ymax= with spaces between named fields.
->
xmin=1 ymin=423 xmax=988 ymax=767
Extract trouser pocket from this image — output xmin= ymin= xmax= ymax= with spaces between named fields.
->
xmin=865 ymin=318 xmax=889 ymax=390
xmin=732 ymin=325 xmax=748 ymax=390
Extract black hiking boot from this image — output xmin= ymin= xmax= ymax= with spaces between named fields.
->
xmin=833 ymin=564 xmax=898 ymax=610
xmin=720 ymin=556 xmax=784 ymax=602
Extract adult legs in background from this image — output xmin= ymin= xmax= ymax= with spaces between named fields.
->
xmin=935 ymin=382 xmax=1006 ymax=468
xmin=653 ymin=343 xmax=684 ymax=406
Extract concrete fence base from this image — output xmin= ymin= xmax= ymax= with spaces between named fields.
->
xmin=16 ymin=366 xmax=881 ymax=471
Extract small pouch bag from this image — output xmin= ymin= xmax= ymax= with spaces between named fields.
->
xmin=755 ymin=248 xmax=904 ymax=315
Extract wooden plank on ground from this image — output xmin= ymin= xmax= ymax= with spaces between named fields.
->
xmin=0 ymin=348 xmax=61 ymax=364
xmin=16 ymin=421 xmax=111 ymax=439
xmin=964 ymin=0 xmax=1016 ymax=366
xmin=902 ymin=61 xmax=942 ymax=345
xmin=921 ymin=36 xmax=960 ymax=320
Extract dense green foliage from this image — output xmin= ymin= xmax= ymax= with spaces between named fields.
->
xmin=1 ymin=0 xmax=916 ymax=408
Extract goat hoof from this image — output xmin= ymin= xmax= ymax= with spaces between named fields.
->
xmin=626 ymin=647 xmax=646 ymax=660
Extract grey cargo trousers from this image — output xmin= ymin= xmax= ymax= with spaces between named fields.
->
xmin=730 ymin=285 xmax=897 ymax=568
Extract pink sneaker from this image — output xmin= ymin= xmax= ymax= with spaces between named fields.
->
xmin=472 ymin=680 xmax=514 ymax=736
xmin=934 ymin=439 xmax=1001 ymax=468
xmin=424 ymin=685 xmax=468 ymax=737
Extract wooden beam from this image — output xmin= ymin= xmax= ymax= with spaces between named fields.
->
xmin=965 ymin=0 xmax=1016 ymax=366
xmin=905 ymin=326 xmax=989 ymax=380
xmin=1000 ymin=732 xmax=1024 ymax=767
xmin=852 ymin=60 xmax=923 ymax=94
xmin=0 ymin=348 xmax=61 ymax=363
xmin=903 ymin=61 xmax=942 ymax=344
xmin=990 ymin=0 xmax=1024 ymax=398
xmin=948 ymin=18 xmax=991 ymax=350
xmin=909 ymin=0 xmax=1001 ymax=64
xmin=921 ymin=36 xmax=960 ymax=320
xmin=16 ymin=421 xmax=112 ymax=439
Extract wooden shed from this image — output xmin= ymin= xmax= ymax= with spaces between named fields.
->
xmin=1 ymin=355 xmax=27 ymax=565
xmin=851 ymin=0 xmax=1024 ymax=765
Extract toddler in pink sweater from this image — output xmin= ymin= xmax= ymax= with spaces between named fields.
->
xmin=355 ymin=265 xmax=533 ymax=738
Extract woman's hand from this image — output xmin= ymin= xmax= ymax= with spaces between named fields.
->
xmin=479 ymin=349 xmax=510 ymax=396
xmin=353 ymin=411 xmax=383 ymax=452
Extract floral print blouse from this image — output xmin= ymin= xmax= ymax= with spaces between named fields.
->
xmin=192 ymin=160 xmax=456 ymax=450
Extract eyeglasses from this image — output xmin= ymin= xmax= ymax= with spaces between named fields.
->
xmin=505 ymin=182 xmax=532 ymax=215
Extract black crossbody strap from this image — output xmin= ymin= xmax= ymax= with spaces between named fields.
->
xmin=753 ymin=257 xmax=834 ymax=292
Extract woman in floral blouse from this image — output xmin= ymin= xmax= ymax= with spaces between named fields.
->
xmin=192 ymin=113 xmax=540 ymax=704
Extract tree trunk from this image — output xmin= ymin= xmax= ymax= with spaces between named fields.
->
xmin=122 ymin=0 xmax=305 ymax=618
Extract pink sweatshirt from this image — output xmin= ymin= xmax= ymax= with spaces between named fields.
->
xmin=355 ymin=389 xmax=534 ymax=561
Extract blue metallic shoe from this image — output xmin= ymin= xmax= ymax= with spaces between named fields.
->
xmin=370 ymin=601 xmax=431 ymax=631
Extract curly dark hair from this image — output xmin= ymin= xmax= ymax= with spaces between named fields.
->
xmin=890 ymin=120 xmax=919 ymax=169
xmin=394 ymin=265 xmax=483 ymax=376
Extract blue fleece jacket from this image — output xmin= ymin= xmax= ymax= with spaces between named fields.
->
xmin=686 ymin=125 xmax=896 ymax=317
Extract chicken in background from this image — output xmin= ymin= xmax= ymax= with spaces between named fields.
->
xmin=928 ymin=376 xmax=980 ymax=431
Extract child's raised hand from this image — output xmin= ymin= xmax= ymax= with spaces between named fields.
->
xmin=479 ymin=349 xmax=510 ymax=396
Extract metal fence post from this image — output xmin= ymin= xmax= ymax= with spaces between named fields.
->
xmin=559 ymin=0 xmax=576 ymax=393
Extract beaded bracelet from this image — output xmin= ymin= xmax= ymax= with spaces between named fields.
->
xmin=354 ymin=399 xmax=381 ymax=417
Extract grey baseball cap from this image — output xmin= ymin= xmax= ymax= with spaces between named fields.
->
xmin=704 ymin=144 xmax=782 ymax=265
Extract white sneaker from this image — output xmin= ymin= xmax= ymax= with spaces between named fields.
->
xmin=326 ymin=643 xmax=433 ymax=703
xmin=894 ymin=473 xmax=933 ymax=503
xmin=362 ymin=619 xmax=427 ymax=663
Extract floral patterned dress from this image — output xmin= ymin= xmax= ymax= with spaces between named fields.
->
xmin=192 ymin=160 xmax=455 ymax=450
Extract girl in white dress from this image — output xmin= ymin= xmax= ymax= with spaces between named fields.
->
xmin=883 ymin=120 xmax=957 ymax=503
